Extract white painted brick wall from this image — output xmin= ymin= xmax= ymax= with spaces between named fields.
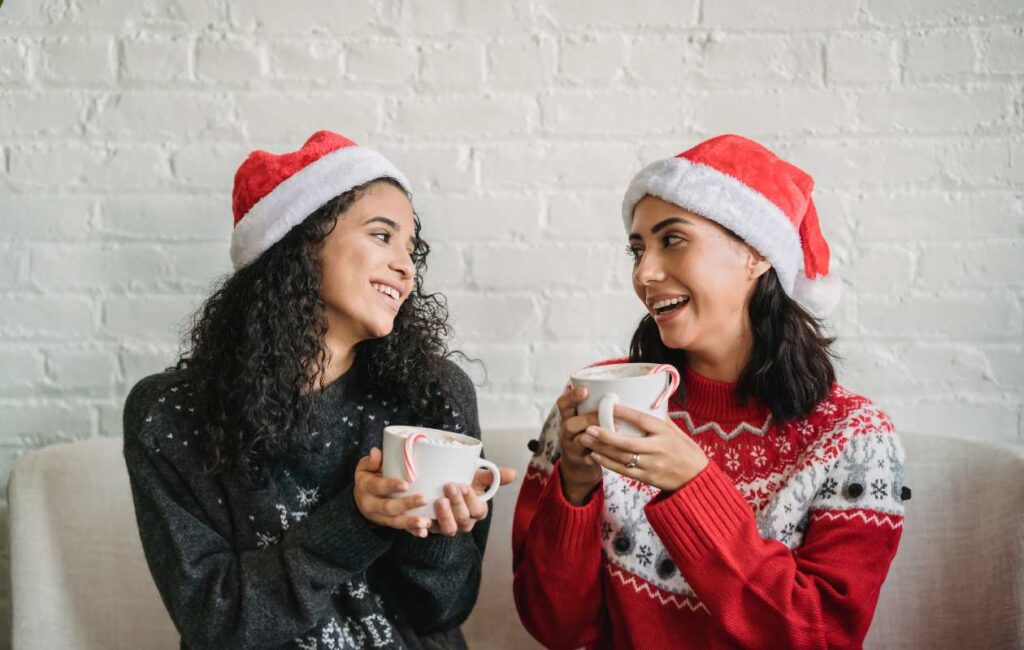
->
xmin=1 ymin=0 xmax=1023 ymax=640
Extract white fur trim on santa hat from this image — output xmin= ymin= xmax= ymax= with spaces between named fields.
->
xmin=793 ymin=271 xmax=843 ymax=319
xmin=230 ymin=146 xmax=412 ymax=270
xmin=622 ymin=157 xmax=804 ymax=296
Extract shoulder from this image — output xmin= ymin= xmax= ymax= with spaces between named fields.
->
xmin=123 ymin=369 xmax=196 ymax=451
xmin=808 ymin=385 xmax=905 ymax=474
xmin=787 ymin=385 xmax=902 ymax=471
xmin=816 ymin=384 xmax=896 ymax=441
xmin=429 ymin=359 xmax=480 ymax=436
xmin=442 ymin=358 xmax=476 ymax=404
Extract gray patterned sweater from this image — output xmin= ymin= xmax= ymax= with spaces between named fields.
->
xmin=122 ymin=362 xmax=488 ymax=650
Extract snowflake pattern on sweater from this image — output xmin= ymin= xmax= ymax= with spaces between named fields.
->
xmin=516 ymin=362 xmax=907 ymax=646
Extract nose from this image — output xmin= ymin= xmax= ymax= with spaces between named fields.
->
xmin=390 ymin=248 xmax=416 ymax=280
xmin=633 ymin=248 xmax=664 ymax=286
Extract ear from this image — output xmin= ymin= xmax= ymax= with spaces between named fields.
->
xmin=746 ymin=247 xmax=772 ymax=281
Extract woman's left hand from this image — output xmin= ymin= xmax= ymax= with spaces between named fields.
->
xmin=577 ymin=404 xmax=708 ymax=492
xmin=427 ymin=467 xmax=517 ymax=537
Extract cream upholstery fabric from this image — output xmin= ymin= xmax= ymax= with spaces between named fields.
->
xmin=7 ymin=431 xmax=1022 ymax=649
xmin=865 ymin=433 xmax=1024 ymax=649
xmin=8 ymin=437 xmax=178 ymax=649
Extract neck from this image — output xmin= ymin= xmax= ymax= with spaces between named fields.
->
xmin=320 ymin=347 xmax=355 ymax=386
xmin=684 ymin=322 xmax=753 ymax=383
xmin=317 ymin=322 xmax=358 ymax=387
xmin=681 ymin=365 xmax=769 ymax=422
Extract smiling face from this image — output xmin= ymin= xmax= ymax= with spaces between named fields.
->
xmin=318 ymin=181 xmax=417 ymax=349
xmin=628 ymin=195 xmax=771 ymax=359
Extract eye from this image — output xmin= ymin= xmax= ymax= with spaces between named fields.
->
xmin=372 ymin=231 xmax=391 ymax=244
xmin=662 ymin=232 xmax=686 ymax=247
xmin=626 ymin=244 xmax=643 ymax=263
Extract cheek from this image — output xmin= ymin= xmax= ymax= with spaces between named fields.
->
xmin=320 ymin=245 xmax=373 ymax=301
xmin=632 ymin=270 xmax=644 ymax=298
xmin=688 ymin=258 xmax=749 ymax=313
xmin=321 ymin=257 xmax=353 ymax=297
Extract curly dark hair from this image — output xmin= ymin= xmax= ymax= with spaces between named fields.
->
xmin=629 ymin=266 xmax=837 ymax=423
xmin=176 ymin=178 xmax=460 ymax=482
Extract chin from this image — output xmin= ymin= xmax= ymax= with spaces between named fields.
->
xmin=657 ymin=324 xmax=696 ymax=352
xmin=367 ymin=320 xmax=396 ymax=340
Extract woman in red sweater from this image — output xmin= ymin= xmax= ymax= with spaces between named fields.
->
xmin=512 ymin=135 xmax=909 ymax=649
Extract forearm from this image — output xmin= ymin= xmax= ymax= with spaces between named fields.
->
xmin=512 ymin=463 xmax=606 ymax=649
xmin=646 ymin=462 xmax=901 ymax=649
xmin=387 ymin=530 xmax=484 ymax=633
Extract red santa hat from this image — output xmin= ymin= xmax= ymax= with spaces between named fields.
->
xmin=230 ymin=130 xmax=411 ymax=270
xmin=621 ymin=134 xmax=841 ymax=318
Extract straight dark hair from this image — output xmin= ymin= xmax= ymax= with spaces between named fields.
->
xmin=628 ymin=268 xmax=837 ymax=423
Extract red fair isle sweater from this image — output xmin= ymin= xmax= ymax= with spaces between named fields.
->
xmin=512 ymin=362 xmax=907 ymax=649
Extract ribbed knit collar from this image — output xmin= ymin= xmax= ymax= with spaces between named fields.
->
xmin=679 ymin=366 xmax=770 ymax=423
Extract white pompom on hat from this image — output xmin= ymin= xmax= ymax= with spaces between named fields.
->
xmin=621 ymin=134 xmax=841 ymax=318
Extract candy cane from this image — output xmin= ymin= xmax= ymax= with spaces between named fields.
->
xmin=649 ymin=364 xmax=680 ymax=409
xmin=403 ymin=432 xmax=428 ymax=482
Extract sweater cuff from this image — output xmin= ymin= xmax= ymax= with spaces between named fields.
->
xmin=534 ymin=462 xmax=604 ymax=552
xmin=394 ymin=531 xmax=462 ymax=566
xmin=293 ymin=483 xmax=393 ymax=568
xmin=644 ymin=461 xmax=754 ymax=566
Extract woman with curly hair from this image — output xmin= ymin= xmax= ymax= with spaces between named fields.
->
xmin=512 ymin=135 xmax=909 ymax=649
xmin=123 ymin=131 xmax=513 ymax=650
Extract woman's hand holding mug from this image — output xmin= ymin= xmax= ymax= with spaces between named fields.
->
xmin=577 ymin=404 xmax=708 ymax=492
xmin=354 ymin=448 xmax=433 ymax=537
xmin=425 ymin=465 xmax=518 ymax=537
xmin=556 ymin=385 xmax=604 ymax=505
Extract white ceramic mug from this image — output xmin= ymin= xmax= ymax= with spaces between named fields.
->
xmin=381 ymin=425 xmax=502 ymax=519
xmin=569 ymin=362 xmax=680 ymax=438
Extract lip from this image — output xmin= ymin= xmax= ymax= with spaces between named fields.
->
xmin=646 ymin=293 xmax=690 ymax=324
xmin=654 ymin=299 xmax=688 ymax=324
xmin=644 ymin=292 xmax=689 ymax=308
xmin=370 ymin=278 xmax=405 ymax=312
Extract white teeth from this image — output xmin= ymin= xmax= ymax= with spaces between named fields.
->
xmin=372 ymin=283 xmax=400 ymax=300
xmin=652 ymin=296 xmax=689 ymax=310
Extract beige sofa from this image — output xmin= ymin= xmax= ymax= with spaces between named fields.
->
xmin=8 ymin=429 xmax=1024 ymax=649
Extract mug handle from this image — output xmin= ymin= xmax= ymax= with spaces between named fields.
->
xmin=476 ymin=459 xmax=503 ymax=502
xmin=598 ymin=393 xmax=618 ymax=432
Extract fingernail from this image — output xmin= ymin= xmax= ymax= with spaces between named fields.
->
xmin=586 ymin=425 xmax=600 ymax=436
xmin=579 ymin=434 xmax=592 ymax=447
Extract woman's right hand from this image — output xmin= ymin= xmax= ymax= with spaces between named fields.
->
xmin=556 ymin=386 xmax=604 ymax=505
xmin=354 ymin=448 xmax=432 ymax=538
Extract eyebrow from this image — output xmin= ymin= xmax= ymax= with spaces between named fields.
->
xmin=364 ymin=216 xmax=400 ymax=230
xmin=628 ymin=216 xmax=693 ymax=240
